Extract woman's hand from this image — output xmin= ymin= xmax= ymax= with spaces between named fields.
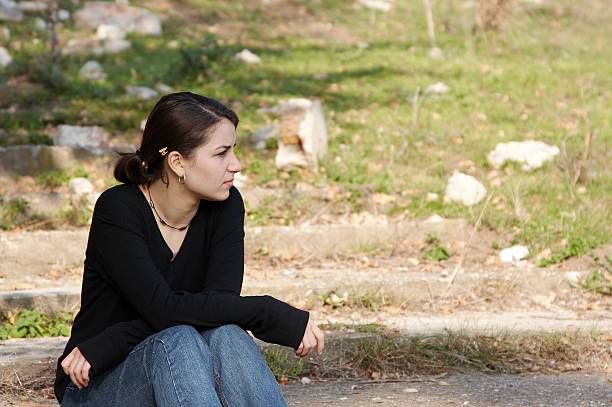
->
xmin=61 ymin=347 xmax=91 ymax=389
xmin=295 ymin=318 xmax=324 ymax=358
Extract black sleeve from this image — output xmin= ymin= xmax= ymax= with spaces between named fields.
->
xmin=77 ymin=188 xmax=309 ymax=373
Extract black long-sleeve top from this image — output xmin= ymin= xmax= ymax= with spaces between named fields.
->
xmin=54 ymin=183 xmax=310 ymax=403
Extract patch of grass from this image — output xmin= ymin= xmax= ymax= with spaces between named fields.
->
xmin=536 ymin=236 xmax=603 ymax=267
xmin=320 ymin=322 xmax=383 ymax=333
xmin=263 ymin=347 xmax=306 ymax=381
xmin=423 ymin=246 xmax=450 ymax=261
xmin=571 ymin=270 xmax=611 ymax=296
xmin=0 ymin=309 xmax=72 ymax=339
xmin=35 ymin=169 xmax=72 ymax=189
xmin=0 ymin=196 xmax=30 ymax=230
xmin=321 ymin=290 xmax=392 ymax=312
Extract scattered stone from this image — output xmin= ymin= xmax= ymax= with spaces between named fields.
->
xmin=251 ymin=124 xmax=279 ymax=150
xmin=576 ymin=185 xmax=587 ymax=194
xmin=407 ymin=257 xmax=420 ymax=266
xmin=274 ymin=98 xmax=328 ymax=170
xmin=0 ymin=145 xmax=75 ymax=176
xmin=300 ymin=377 xmax=311 ymax=385
xmin=402 ymin=388 xmax=419 ymax=393
xmin=0 ymin=0 xmax=23 ymax=22
xmin=428 ymin=46 xmax=444 ymax=59
xmin=234 ymin=49 xmax=261 ymax=64
xmin=55 ymin=125 xmax=109 ymax=156
xmin=425 ymin=214 xmax=445 ymax=223
xmin=154 ymin=83 xmax=173 ymax=94
xmin=69 ymin=178 xmax=94 ymax=197
xmin=487 ymin=140 xmax=560 ymax=171
xmin=96 ymin=24 xmax=126 ymax=40
xmin=33 ymin=17 xmax=46 ymax=30
xmin=371 ymin=397 xmax=384 ymax=403
xmin=126 ymin=85 xmax=158 ymax=100
xmin=0 ymin=46 xmax=11 ymax=67
xmin=499 ymin=245 xmax=529 ymax=262
xmin=74 ymin=1 xmax=162 ymax=35
xmin=233 ymin=173 xmax=248 ymax=190
xmin=444 ymin=172 xmax=487 ymax=206
xmin=565 ymin=271 xmax=581 ymax=283
xmin=425 ymin=81 xmax=449 ymax=94
xmin=57 ymin=9 xmax=70 ymax=21
xmin=79 ymin=60 xmax=106 ymax=81
xmin=17 ymin=1 xmax=46 ymax=12
xmin=372 ymin=193 xmax=396 ymax=205
xmin=359 ymin=0 xmax=392 ymax=12
xmin=426 ymin=192 xmax=439 ymax=202
xmin=63 ymin=36 xmax=132 ymax=55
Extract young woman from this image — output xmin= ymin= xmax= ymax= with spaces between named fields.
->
xmin=54 ymin=92 xmax=324 ymax=406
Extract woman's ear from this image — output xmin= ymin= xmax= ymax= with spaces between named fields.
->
xmin=166 ymin=151 xmax=185 ymax=177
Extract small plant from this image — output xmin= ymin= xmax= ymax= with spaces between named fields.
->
xmin=537 ymin=236 xmax=601 ymax=267
xmin=36 ymin=169 xmax=71 ymax=188
xmin=263 ymin=348 xmax=306 ymax=381
xmin=0 ymin=196 xmax=30 ymax=230
xmin=424 ymin=233 xmax=440 ymax=245
xmin=0 ymin=309 xmax=72 ymax=339
xmin=571 ymin=270 xmax=611 ymax=296
xmin=423 ymin=246 xmax=450 ymax=261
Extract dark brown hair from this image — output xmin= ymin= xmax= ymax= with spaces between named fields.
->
xmin=114 ymin=92 xmax=239 ymax=185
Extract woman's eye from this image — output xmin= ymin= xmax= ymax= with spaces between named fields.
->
xmin=218 ymin=150 xmax=228 ymax=156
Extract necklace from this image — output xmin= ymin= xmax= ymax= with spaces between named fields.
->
xmin=146 ymin=183 xmax=191 ymax=231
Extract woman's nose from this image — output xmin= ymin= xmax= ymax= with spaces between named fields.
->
xmin=229 ymin=154 xmax=242 ymax=173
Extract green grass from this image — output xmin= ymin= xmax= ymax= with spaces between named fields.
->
xmin=0 ymin=0 xmax=609 ymax=259
xmin=0 ymin=309 xmax=72 ymax=339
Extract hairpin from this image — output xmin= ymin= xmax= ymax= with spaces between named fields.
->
xmin=159 ymin=147 xmax=168 ymax=156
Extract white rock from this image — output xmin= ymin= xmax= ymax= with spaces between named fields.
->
xmin=565 ymin=271 xmax=581 ymax=283
xmin=74 ymin=2 xmax=162 ymax=35
xmin=233 ymin=172 xmax=248 ymax=190
xmin=425 ymin=214 xmax=445 ymax=223
xmin=96 ymin=24 xmax=126 ymax=40
xmin=371 ymin=397 xmax=384 ymax=403
xmin=69 ymin=178 xmax=94 ymax=197
xmin=426 ymin=192 xmax=439 ymax=202
xmin=79 ymin=60 xmax=106 ymax=80
xmin=275 ymin=98 xmax=327 ymax=170
xmin=234 ymin=49 xmax=261 ymax=64
xmin=428 ymin=46 xmax=444 ymax=59
xmin=487 ymin=140 xmax=560 ymax=171
xmin=55 ymin=125 xmax=109 ymax=155
xmin=0 ymin=46 xmax=11 ymax=67
xmin=57 ymin=9 xmax=70 ymax=21
xmin=402 ymin=388 xmax=419 ymax=393
xmin=33 ymin=17 xmax=46 ymax=30
xmin=425 ymin=81 xmax=449 ymax=94
xmin=126 ymin=85 xmax=158 ymax=100
xmin=359 ymin=0 xmax=392 ymax=12
xmin=17 ymin=1 xmax=46 ymax=11
xmin=407 ymin=257 xmax=420 ymax=266
xmin=0 ymin=0 xmax=23 ymax=22
xmin=499 ymin=245 xmax=529 ymax=262
xmin=155 ymin=83 xmax=173 ymax=94
xmin=444 ymin=172 xmax=487 ymax=206
xmin=104 ymin=38 xmax=131 ymax=53
xmin=300 ymin=377 xmax=311 ymax=385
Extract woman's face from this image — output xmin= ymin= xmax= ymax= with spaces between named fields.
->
xmin=182 ymin=118 xmax=242 ymax=201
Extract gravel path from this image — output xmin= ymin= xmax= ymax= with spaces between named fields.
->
xmin=283 ymin=372 xmax=612 ymax=406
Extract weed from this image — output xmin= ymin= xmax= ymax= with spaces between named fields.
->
xmin=537 ymin=236 xmax=602 ymax=267
xmin=424 ymin=246 xmax=450 ymax=261
xmin=0 ymin=196 xmax=29 ymax=230
xmin=0 ymin=309 xmax=72 ymax=339
xmin=35 ymin=169 xmax=71 ymax=189
xmin=571 ymin=270 xmax=611 ymax=296
xmin=263 ymin=348 xmax=306 ymax=380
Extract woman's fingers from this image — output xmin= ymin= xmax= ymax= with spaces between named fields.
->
xmin=61 ymin=351 xmax=74 ymax=376
xmin=314 ymin=326 xmax=325 ymax=355
xmin=71 ymin=357 xmax=86 ymax=389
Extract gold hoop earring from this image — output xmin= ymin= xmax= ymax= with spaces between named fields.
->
xmin=178 ymin=174 xmax=186 ymax=184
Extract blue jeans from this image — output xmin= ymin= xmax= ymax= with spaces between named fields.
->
xmin=61 ymin=324 xmax=288 ymax=406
